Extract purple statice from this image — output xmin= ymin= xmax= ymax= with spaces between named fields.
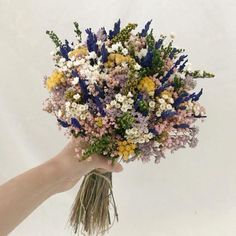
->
xmin=96 ymin=27 xmax=107 ymax=42
xmin=138 ymin=141 xmax=165 ymax=164
xmin=184 ymin=75 xmax=197 ymax=90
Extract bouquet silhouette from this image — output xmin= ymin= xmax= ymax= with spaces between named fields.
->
xmin=44 ymin=20 xmax=214 ymax=235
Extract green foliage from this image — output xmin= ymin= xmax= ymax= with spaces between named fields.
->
xmin=46 ymin=30 xmax=62 ymax=48
xmin=116 ymin=112 xmax=135 ymax=131
xmin=81 ymin=135 xmax=114 ymax=160
xmin=146 ymin=29 xmax=155 ymax=49
xmin=74 ymin=22 xmax=82 ymax=42
xmin=137 ymin=100 xmax=149 ymax=113
xmin=112 ymin=23 xmax=138 ymax=44
xmin=186 ymin=70 xmax=215 ymax=78
xmin=173 ymin=75 xmax=183 ymax=90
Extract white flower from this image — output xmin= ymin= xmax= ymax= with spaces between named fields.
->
xmin=170 ymin=32 xmax=176 ymax=39
xmin=80 ymin=114 xmax=87 ymax=120
xmin=72 ymin=77 xmax=79 ymax=85
xmin=149 ymin=101 xmax=156 ymax=108
xmin=50 ymin=51 xmax=55 ymax=56
xmin=147 ymin=133 xmax=154 ymax=139
xmin=162 ymin=94 xmax=169 ymax=100
xmin=97 ymin=40 xmax=102 ymax=46
xmin=111 ymin=43 xmax=122 ymax=52
xmin=156 ymin=111 xmax=162 ymax=117
xmin=71 ymin=102 xmax=77 ymax=108
xmin=107 ymin=47 xmax=114 ymax=53
xmin=134 ymin=63 xmax=141 ymax=71
xmin=117 ymin=96 xmax=125 ymax=103
xmin=59 ymin=58 xmax=66 ymax=63
xmin=70 ymin=56 xmax=76 ymax=62
xmin=66 ymin=61 xmax=73 ymax=68
xmin=160 ymin=103 xmax=166 ymax=110
xmin=88 ymin=51 xmax=97 ymax=59
xmin=65 ymin=101 xmax=71 ymax=107
xmin=168 ymin=98 xmax=174 ymax=104
xmin=115 ymin=103 xmax=121 ymax=109
xmin=62 ymin=66 xmax=68 ymax=72
xmin=137 ymin=48 xmax=148 ymax=58
xmin=115 ymin=93 xmax=122 ymax=101
xmin=127 ymin=92 xmax=133 ymax=97
xmin=127 ymin=98 xmax=134 ymax=104
xmin=73 ymin=94 xmax=81 ymax=100
xmin=57 ymin=110 xmax=62 ymax=118
xmin=166 ymin=104 xmax=173 ymax=110
xmin=121 ymin=105 xmax=128 ymax=112
xmin=110 ymin=100 xmax=117 ymax=107
xmin=185 ymin=63 xmax=192 ymax=72
xmin=158 ymin=98 xmax=165 ymax=104
xmin=122 ymin=48 xmax=128 ymax=55
xmin=138 ymin=137 xmax=146 ymax=144
xmin=153 ymin=141 xmax=160 ymax=148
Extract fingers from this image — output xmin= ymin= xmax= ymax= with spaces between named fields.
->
xmin=83 ymin=154 xmax=123 ymax=173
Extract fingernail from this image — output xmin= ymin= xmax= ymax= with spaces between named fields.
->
xmin=113 ymin=164 xmax=123 ymax=172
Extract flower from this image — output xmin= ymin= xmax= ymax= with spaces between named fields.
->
xmin=68 ymin=47 xmax=88 ymax=58
xmin=117 ymin=140 xmax=136 ymax=161
xmin=46 ymin=70 xmax=64 ymax=91
xmin=138 ymin=76 xmax=156 ymax=95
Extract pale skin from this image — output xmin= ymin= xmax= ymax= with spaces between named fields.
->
xmin=0 ymin=138 xmax=123 ymax=235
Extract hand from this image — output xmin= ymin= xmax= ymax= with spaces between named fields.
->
xmin=0 ymin=138 xmax=123 ymax=235
xmin=49 ymin=138 xmax=123 ymax=193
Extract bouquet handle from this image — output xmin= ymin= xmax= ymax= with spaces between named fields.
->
xmin=70 ymin=170 xmax=118 ymax=235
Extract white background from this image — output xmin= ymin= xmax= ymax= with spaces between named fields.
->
xmin=0 ymin=0 xmax=236 ymax=235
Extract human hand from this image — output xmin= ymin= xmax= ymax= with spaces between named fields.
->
xmin=49 ymin=138 xmax=123 ymax=193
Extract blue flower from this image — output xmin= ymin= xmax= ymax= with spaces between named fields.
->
xmin=169 ymin=48 xmax=177 ymax=59
xmin=173 ymin=124 xmax=190 ymax=129
xmin=140 ymin=20 xmax=152 ymax=37
xmin=192 ymin=88 xmax=203 ymax=101
xmin=71 ymin=70 xmax=89 ymax=102
xmin=161 ymin=67 xmax=175 ymax=83
xmin=85 ymin=28 xmax=98 ymax=53
xmin=175 ymin=55 xmax=188 ymax=67
xmin=93 ymin=96 xmax=106 ymax=117
xmin=161 ymin=110 xmax=177 ymax=119
xmin=154 ymin=82 xmax=171 ymax=96
xmin=109 ymin=19 xmax=121 ymax=39
xmin=71 ymin=118 xmax=81 ymax=129
xmin=57 ymin=118 xmax=70 ymax=128
xmin=140 ymin=49 xmax=153 ymax=67
xmin=155 ymin=38 xmax=163 ymax=49
xmin=178 ymin=59 xmax=188 ymax=72
xmin=194 ymin=115 xmax=207 ymax=118
xmin=60 ymin=40 xmax=72 ymax=60
xmin=101 ymin=43 xmax=108 ymax=63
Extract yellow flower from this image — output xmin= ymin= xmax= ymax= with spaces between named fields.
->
xmin=68 ymin=47 xmax=88 ymax=58
xmin=117 ymin=140 xmax=136 ymax=161
xmin=46 ymin=70 xmax=64 ymax=91
xmin=160 ymin=90 xmax=172 ymax=98
xmin=138 ymin=76 xmax=156 ymax=95
xmin=95 ymin=117 xmax=103 ymax=128
xmin=105 ymin=53 xmax=132 ymax=67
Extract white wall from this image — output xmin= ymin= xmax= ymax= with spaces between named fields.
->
xmin=0 ymin=0 xmax=236 ymax=235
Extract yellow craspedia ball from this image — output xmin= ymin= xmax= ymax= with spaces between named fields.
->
xmin=95 ymin=117 xmax=103 ymax=128
xmin=138 ymin=76 xmax=156 ymax=95
xmin=117 ymin=140 xmax=136 ymax=161
xmin=68 ymin=47 xmax=88 ymax=58
xmin=46 ymin=70 xmax=64 ymax=91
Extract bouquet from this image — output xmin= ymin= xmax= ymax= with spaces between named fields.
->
xmin=43 ymin=19 xmax=214 ymax=235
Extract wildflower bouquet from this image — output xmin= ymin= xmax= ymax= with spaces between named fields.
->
xmin=44 ymin=19 xmax=214 ymax=235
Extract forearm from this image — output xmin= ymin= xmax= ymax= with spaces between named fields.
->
xmin=0 ymin=158 xmax=61 ymax=235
